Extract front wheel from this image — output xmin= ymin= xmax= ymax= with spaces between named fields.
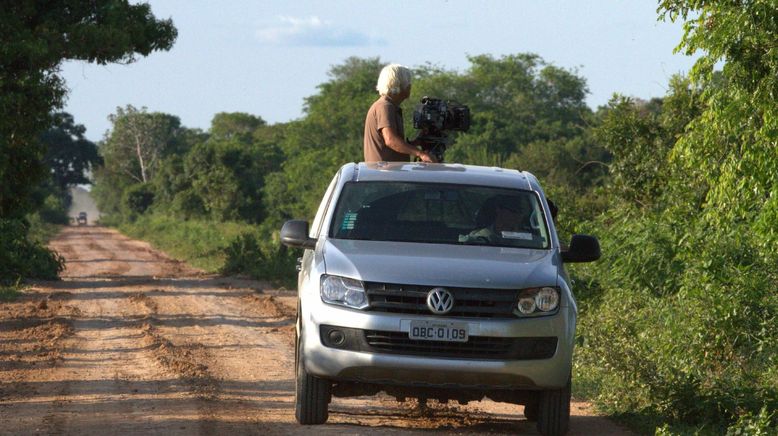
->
xmin=523 ymin=398 xmax=539 ymax=421
xmin=294 ymin=323 xmax=331 ymax=425
xmin=536 ymin=378 xmax=571 ymax=436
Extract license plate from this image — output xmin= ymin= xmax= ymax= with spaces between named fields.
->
xmin=409 ymin=321 xmax=468 ymax=342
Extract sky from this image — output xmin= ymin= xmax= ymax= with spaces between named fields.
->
xmin=60 ymin=0 xmax=698 ymax=142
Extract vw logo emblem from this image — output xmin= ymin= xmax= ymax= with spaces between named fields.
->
xmin=426 ymin=288 xmax=454 ymax=315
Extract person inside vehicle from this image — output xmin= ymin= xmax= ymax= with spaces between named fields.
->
xmin=363 ymin=64 xmax=436 ymax=163
xmin=460 ymin=195 xmax=532 ymax=245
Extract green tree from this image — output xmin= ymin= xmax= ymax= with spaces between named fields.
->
xmin=174 ymin=113 xmax=282 ymax=222
xmin=94 ymin=106 xmax=185 ymax=218
xmin=414 ymin=54 xmax=592 ymax=167
xmin=152 ymin=128 xmax=208 ymax=219
xmin=210 ymin=112 xmax=266 ymax=142
xmin=102 ymin=105 xmax=183 ymax=184
xmin=40 ymin=112 xmax=102 ymax=190
xmin=659 ymin=0 xmax=778 ymax=237
xmin=571 ymin=3 xmax=778 ymax=430
xmin=0 ymin=1 xmax=176 ymax=220
xmin=0 ymin=1 xmax=176 ymax=282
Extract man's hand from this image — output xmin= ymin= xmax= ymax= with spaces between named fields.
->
xmin=417 ymin=151 xmax=436 ymax=163
xmin=381 ymin=126 xmax=437 ymax=162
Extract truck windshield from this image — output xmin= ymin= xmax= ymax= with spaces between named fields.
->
xmin=329 ymin=182 xmax=550 ymax=249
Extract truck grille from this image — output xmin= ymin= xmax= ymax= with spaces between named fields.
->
xmin=364 ymin=282 xmax=519 ymax=318
xmin=363 ymin=330 xmax=557 ymax=360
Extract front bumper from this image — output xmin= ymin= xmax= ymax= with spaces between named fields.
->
xmin=301 ymin=298 xmax=575 ymax=390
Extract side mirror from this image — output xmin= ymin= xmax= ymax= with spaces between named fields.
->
xmin=280 ymin=220 xmax=316 ymax=249
xmin=561 ymin=234 xmax=601 ymax=263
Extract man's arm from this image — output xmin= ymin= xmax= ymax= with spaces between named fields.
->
xmin=381 ymin=126 xmax=436 ymax=162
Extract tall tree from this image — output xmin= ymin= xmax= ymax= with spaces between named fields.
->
xmin=183 ymin=113 xmax=278 ymax=222
xmin=40 ymin=112 xmax=102 ymax=190
xmin=659 ymin=0 xmax=778 ymax=235
xmin=0 ymin=1 xmax=177 ymax=219
xmin=414 ymin=54 xmax=592 ymax=166
xmin=102 ymin=105 xmax=183 ymax=184
xmin=0 ymin=1 xmax=175 ymax=282
xmin=210 ymin=112 xmax=266 ymax=142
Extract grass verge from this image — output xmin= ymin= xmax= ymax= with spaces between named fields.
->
xmin=118 ymin=215 xmax=257 ymax=273
xmin=117 ymin=214 xmax=298 ymax=287
xmin=26 ymin=212 xmax=64 ymax=244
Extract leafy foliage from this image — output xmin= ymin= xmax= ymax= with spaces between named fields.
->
xmin=222 ymin=232 xmax=298 ymax=286
xmin=569 ymin=3 xmax=778 ymax=432
xmin=0 ymin=1 xmax=176 ymax=283
xmin=123 ymin=183 xmax=155 ymax=216
xmin=414 ymin=54 xmax=596 ymax=168
xmin=0 ymin=219 xmax=64 ymax=284
xmin=659 ymin=0 xmax=778 ymax=238
xmin=1 ymin=1 xmax=176 ymax=219
xmin=101 ymin=105 xmax=185 ymax=184
xmin=40 ymin=112 xmax=102 ymax=189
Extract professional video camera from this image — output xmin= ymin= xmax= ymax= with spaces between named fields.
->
xmin=410 ymin=96 xmax=470 ymax=162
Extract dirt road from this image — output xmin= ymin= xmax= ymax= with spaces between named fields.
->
xmin=0 ymin=226 xmax=630 ymax=435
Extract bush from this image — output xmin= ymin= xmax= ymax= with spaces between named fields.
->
xmin=170 ymin=188 xmax=206 ymax=220
xmin=118 ymin=213 xmax=298 ymax=285
xmin=573 ymin=214 xmax=778 ymax=433
xmin=222 ymin=232 xmax=297 ymax=285
xmin=725 ymin=407 xmax=776 ymax=436
xmin=0 ymin=218 xmax=64 ymax=284
xmin=120 ymin=214 xmax=232 ymax=272
xmin=123 ymin=183 xmax=155 ymax=216
xmin=38 ymin=192 xmax=70 ymax=224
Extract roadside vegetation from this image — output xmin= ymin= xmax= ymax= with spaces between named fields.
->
xmin=0 ymin=1 xmax=176 ymax=292
xmin=2 ymin=0 xmax=775 ymax=434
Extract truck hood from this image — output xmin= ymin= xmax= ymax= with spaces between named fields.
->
xmin=321 ymin=239 xmax=558 ymax=289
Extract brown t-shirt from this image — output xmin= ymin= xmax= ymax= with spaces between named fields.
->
xmin=363 ymin=96 xmax=410 ymax=162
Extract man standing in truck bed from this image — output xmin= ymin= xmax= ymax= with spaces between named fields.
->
xmin=363 ymin=63 xmax=436 ymax=163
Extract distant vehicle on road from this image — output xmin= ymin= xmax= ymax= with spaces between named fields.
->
xmin=77 ymin=212 xmax=88 ymax=226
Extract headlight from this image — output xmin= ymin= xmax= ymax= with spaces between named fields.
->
xmin=320 ymin=275 xmax=369 ymax=309
xmin=515 ymin=287 xmax=560 ymax=316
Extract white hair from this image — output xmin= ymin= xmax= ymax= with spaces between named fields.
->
xmin=376 ymin=64 xmax=412 ymax=96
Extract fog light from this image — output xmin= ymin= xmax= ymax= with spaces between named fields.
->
xmin=328 ymin=329 xmax=345 ymax=346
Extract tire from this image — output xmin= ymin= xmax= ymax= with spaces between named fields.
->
xmin=294 ymin=316 xmax=331 ymax=425
xmin=523 ymin=399 xmax=539 ymax=422
xmin=536 ymin=378 xmax=571 ymax=436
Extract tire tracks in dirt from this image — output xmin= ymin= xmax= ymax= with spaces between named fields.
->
xmin=128 ymin=290 xmax=221 ymax=435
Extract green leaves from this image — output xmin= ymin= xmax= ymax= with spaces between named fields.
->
xmin=659 ymin=0 xmax=778 ymax=239
xmin=577 ymin=6 xmax=778 ymax=423
xmin=415 ymin=54 xmax=594 ymax=167
xmin=40 ymin=112 xmax=102 ymax=189
xmin=1 ymin=1 xmax=177 ymax=218
xmin=0 ymin=219 xmax=64 ymax=284
xmin=0 ymin=1 xmax=177 ymax=283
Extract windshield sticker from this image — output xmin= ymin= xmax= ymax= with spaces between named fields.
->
xmin=341 ymin=212 xmax=357 ymax=230
xmin=501 ymin=231 xmax=533 ymax=240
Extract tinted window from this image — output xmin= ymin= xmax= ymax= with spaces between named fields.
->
xmin=329 ymin=182 xmax=549 ymax=249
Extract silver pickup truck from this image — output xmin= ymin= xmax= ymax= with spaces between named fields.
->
xmin=281 ymin=162 xmax=600 ymax=435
